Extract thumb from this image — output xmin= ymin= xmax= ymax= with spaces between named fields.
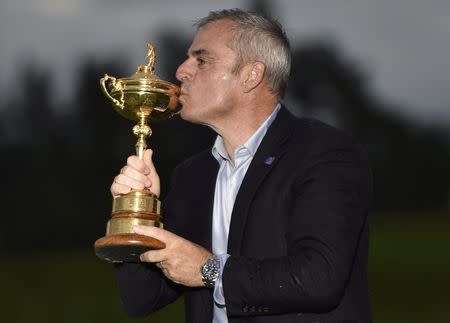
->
xmin=143 ymin=149 xmax=160 ymax=197
xmin=133 ymin=225 xmax=172 ymax=243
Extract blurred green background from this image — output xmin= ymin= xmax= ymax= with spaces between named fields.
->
xmin=2 ymin=211 xmax=449 ymax=323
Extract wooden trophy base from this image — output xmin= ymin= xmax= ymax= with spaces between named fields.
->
xmin=95 ymin=233 xmax=165 ymax=263
xmin=94 ymin=189 xmax=164 ymax=263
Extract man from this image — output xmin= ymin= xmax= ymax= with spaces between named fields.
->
xmin=111 ymin=9 xmax=372 ymax=323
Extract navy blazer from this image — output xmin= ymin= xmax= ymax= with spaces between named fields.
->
xmin=115 ymin=106 xmax=373 ymax=323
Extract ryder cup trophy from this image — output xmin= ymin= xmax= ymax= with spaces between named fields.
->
xmin=94 ymin=42 xmax=180 ymax=263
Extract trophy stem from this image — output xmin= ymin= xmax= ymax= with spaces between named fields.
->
xmin=133 ymin=112 xmax=152 ymax=159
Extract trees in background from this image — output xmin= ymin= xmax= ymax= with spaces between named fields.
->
xmin=0 ymin=20 xmax=448 ymax=251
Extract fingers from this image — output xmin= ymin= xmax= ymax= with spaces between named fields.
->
xmin=110 ymin=181 xmax=132 ymax=196
xmin=133 ymin=225 xmax=173 ymax=242
xmin=110 ymin=150 xmax=160 ymax=197
xmin=120 ymin=165 xmax=151 ymax=187
xmin=140 ymin=249 xmax=165 ymax=263
xmin=143 ymin=149 xmax=157 ymax=177
xmin=145 ymin=257 xmax=173 ymax=281
xmin=143 ymin=149 xmax=161 ymax=197
xmin=110 ymin=172 xmax=146 ymax=196
xmin=134 ymin=224 xmax=211 ymax=287
xmin=133 ymin=226 xmax=174 ymax=263
xmin=126 ymin=155 xmax=151 ymax=175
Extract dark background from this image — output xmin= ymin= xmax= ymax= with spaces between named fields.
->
xmin=1 ymin=0 xmax=449 ymax=322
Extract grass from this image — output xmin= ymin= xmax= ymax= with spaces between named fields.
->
xmin=1 ymin=212 xmax=449 ymax=322
xmin=0 ymin=251 xmax=184 ymax=323
xmin=369 ymin=213 xmax=450 ymax=323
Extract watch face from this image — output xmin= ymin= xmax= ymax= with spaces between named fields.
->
xmin=201 ymin=256 xmax=220 ymax=288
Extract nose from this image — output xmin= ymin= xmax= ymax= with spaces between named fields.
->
xmin=176 ymin=58 xmax=192 ymax=82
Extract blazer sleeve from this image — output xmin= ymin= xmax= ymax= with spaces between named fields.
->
xmin=222 ymin=139 xmax=372 ymax=316
xmin=115 ymin=262 xmax=182 ymax=317
xmin=114 ymin=164 xmax=185 ymax=318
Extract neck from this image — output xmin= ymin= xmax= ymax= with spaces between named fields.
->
xmin=211 ymin=96 xmax=279 ymax=161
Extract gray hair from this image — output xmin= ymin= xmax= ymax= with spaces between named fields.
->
xmin=195 ymin=9 xmax=291 ymax=97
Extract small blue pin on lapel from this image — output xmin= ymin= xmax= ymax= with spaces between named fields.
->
xmin=263 ymin=156 xmax=275 ymax=165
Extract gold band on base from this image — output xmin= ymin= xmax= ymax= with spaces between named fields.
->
xmin=112 ymin=189 xmax=161 ymax=214
xmin=106 ymin=217 xmax=163 ymax=235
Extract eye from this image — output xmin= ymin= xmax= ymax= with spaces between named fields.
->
xmin=197 ymin=57 xmax=206 ymax=66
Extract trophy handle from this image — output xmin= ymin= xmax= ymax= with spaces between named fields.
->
xmin=100 ymin=74 xmax=125 ymax=110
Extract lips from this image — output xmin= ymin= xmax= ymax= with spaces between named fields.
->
xmin=180 ymin=87 xmax=188 ymax=95
xmin=179 ymin=91 xmax=187 ymax=104
xmin=179 ymin=89 xmax=188 ymax=103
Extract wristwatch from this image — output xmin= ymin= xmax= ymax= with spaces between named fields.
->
xmin=200 ymin=254 xmax=220 ymax=288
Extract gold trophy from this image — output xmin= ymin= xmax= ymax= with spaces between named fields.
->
xmin=94 ymin=42 xmax=180 ymax=263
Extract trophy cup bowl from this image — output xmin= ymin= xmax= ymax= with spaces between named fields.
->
xmin=94 ymin=43 xmax=180 ymax=263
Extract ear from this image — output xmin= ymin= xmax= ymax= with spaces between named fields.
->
xmin=241 ymin=62 xmax=265 ymax=93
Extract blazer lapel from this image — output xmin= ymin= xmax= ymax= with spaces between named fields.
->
xmin=227 ymin=106 xmax=296 ymax=255
xmin=195 ymin=153 xmax=219 ymax=251
xmin=188 ymin=153 xmax=218 ymax=323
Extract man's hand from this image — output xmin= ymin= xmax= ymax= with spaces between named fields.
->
xmin=110 ymin=149 xmax=160 ymax=198
xmin=134 ymin=225 xmax=213 ymax=287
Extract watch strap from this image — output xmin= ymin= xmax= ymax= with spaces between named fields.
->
xmin=200 ymin=254 xmax=220 ymax=288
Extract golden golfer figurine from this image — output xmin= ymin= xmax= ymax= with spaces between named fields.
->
xmin=95 ymin=42 xmax=180 ymax=263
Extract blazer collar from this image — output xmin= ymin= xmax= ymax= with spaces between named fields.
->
xmin=227 ymin=105 xmax=296 ymax=254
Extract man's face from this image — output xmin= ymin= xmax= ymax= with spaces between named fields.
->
xmin=176 ymin=20 xmax=242 ymax=126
